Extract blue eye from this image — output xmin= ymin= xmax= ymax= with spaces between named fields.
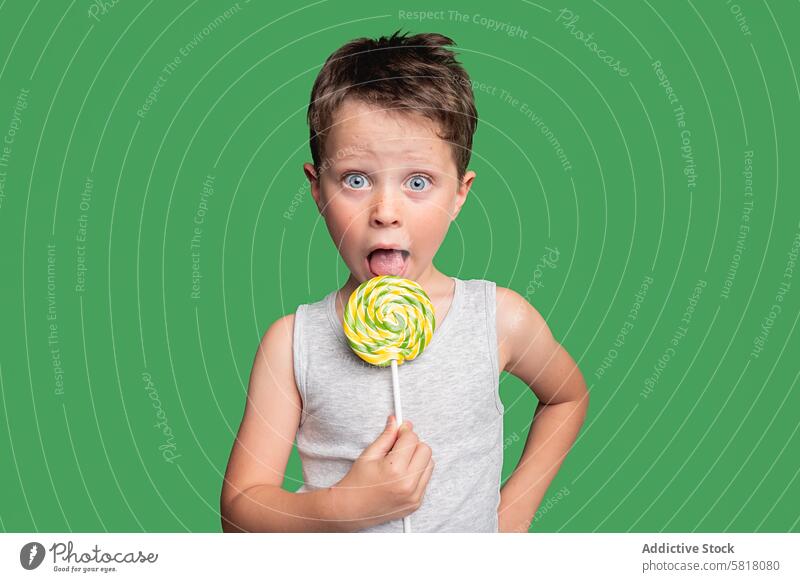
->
xmin=344 ymin=173 xmax=369 ymax=189
xmin=406 ymin=175 xmax=431 ymax=192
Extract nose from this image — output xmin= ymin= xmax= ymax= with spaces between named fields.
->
xmin=369 ymin=190 xmax=402 ymax=227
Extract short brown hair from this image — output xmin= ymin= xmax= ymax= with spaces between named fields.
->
xmin=307 ymin=30 xmax=478 ymax=180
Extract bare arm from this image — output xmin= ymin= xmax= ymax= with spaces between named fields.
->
xmin=495 ymin=288 xmax=589 ymax=532
xmin=220 ymin=315 xmax=351 ymax=532
xmin=220 ymin=314 xmax=434 ymax=533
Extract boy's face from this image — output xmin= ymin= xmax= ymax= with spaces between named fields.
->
xmin=304 ymin=98 xmax=475 ymax=285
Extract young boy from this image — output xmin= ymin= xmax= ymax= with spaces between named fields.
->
xmin=220 ymin=31 xmax=588 ymax=533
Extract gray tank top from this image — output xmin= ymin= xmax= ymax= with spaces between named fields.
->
xmin=292 ymin=277 xmax=504 ymax=532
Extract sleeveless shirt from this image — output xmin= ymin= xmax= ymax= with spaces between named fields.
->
xmin=292 ymin=277 xmax=504 ymax=532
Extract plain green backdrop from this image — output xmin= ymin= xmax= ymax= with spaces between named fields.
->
xmin=0 ymin=0 xmax=798 ymax=532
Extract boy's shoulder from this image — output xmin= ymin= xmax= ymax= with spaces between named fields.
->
xmin=258 ymin=313 xmax=296 ymax=361
xmin=494 ymin=284 xmax=552 ymax=373
xmin=267 ymin=312 xmax=296 ymax=334
xmin=494 ymin=284 xmax=547 ymax=323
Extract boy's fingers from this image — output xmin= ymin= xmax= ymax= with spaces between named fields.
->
xmin=388 ymin=422 xmax=419 ymax=465
xmin=408 ymin=441 xmax=432 ymax=476
xmin=361 ymin=415 xmax=398 ymax=460
xmin=411 ymin=458 xmax=435 ymax=501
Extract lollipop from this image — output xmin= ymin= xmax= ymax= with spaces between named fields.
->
xmin=343 ymin=275 xmax=436 ymax=366
xmin=343 ymin=275 xmax=436 ymax=532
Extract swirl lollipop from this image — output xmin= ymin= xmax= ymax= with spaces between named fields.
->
xmin=343 ymin=275 xmax=436 ymax=532
xmin=343 ymin=275 xmax=436 ymax=366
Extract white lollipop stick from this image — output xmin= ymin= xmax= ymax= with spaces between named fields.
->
xmin=391 ymin=358 xmax=412 ymax=534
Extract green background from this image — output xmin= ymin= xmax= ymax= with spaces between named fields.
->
xmin=0 ymin=0 xmax=798 ymax=532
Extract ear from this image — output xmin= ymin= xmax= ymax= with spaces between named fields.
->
xmin=303 ymin=163 xmax=323 ymax=213
xmin=451 ymin=170 xmax=476 ymax=221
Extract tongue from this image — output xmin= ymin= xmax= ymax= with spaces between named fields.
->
xmin=369 ymin=249 xmax=406 ymax=276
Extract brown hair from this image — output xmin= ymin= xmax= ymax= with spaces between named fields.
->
xmin=307 ymin=30 xmax=478 ymax=180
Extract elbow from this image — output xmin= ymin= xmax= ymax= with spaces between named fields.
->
xmin=565 ymin=367 xmax=589 ymax=422
xmin=220 ymin=488 xmax=247 ymax=533
xmin=220 ymin=484 xmax=280 ymax=533
xmin=221 ymin=514 xmax=246 ymax=533
xmin=577 ymin=375 xmax=590 ymax=423
xmin=219 ymin=503 xmax=237 ymax=533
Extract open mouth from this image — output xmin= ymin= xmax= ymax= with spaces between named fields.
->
xmin=366 ymin=248 xmax=410 ymax=277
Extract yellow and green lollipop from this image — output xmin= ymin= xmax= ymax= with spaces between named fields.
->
xmin=343 ymin=275 xmax=436 ymax=367
xmin=343 ymin=275 xmax=437 ymax=533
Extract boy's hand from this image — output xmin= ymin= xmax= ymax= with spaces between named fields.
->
xmin=330 ymin=415 xmax=434 ymax=530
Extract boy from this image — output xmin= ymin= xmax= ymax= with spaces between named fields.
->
xmin=220 ymin=31 xmax=588 ymax=533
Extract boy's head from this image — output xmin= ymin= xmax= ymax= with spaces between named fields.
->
xmin=304 ymin=31 xmax=478 ymax=285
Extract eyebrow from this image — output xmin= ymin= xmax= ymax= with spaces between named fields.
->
xmin=334 ymin=152 xmax=372 ymax=163
xmin=333 ymin=164 xmax=444 ymax=177
xmin=333 ymin=150 xmax=442 ymax=169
